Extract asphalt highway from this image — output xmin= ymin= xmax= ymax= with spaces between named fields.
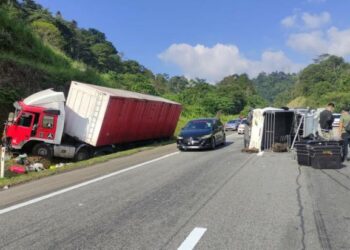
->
xmin=0 ymin=133 xmax=349 ymax=250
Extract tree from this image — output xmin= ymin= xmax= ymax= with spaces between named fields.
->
xmin=153 ymin=74 xmax=169 ymax=94
xmin=31 ymin=20 xmax=64 ymax=49
xmin=168 ymin=76 xmax=189 ymax=93
xmin=90 ymin=42 xmax=121 ymax=71
xmin=55 ymin=11 xmax=62 ymax=19
xmin=252 ymin=71 xmax=296 ymax=104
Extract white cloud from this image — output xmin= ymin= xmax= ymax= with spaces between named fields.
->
xmin=287 ymin=31 xmax=328 ymax=54
xmin=281 ymin=15 xmax=297 ymax=28
xmin=158 ymin=43 xmax=303 ymax=82
xmin=257 ymin=51 xmax=302 ymax=75
xmin=327 ymin=27 xmax=350 ymax=56
xmin=281 ymin=11 xmax=331 ymax=30
xmin=301 ymin=12 xmax=331 ymax=29
xmin=287 ymin=27 xmax=350 ymax=57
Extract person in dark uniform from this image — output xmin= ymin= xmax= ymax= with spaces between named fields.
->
xmin=319 ymin=102 xmax=335 ymax=140
xmin=339 ymin=107 xmax=350 ymax=161
xmin=244 ymin=108 xmax=253 ymax=148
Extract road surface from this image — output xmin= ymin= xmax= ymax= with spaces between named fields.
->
xmin=0 ymin=133 xmax=350 ymax=250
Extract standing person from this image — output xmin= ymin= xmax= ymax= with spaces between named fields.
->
xmin=244 ymin=108 xmax=253 ymax=148
xmin=319 ymin=102 xmax=335 ymax=140
xmin=339 ymin=107 xmax=350 ymax=161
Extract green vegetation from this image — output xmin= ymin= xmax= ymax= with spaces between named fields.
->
xmin=284 ymin=55 xmax=350 ymax=111
xmin=253 ymin=72 xmax=296 ymax=105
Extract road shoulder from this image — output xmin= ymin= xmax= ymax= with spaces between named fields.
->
xmin=0 ymin=143 xmax=177 ymax=209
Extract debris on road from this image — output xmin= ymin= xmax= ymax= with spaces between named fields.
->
xmin=272 ymin=143 xmax=288 ymax=152
xmin=8 ymin=165 xmax=26 ymax=174
xmin=241 ymin=148 xmax=259 ymax=153
xmin=27 ymin=163 xmax=45 ymax=172
xmin=15 ymin=153 xmax=28 ymax=165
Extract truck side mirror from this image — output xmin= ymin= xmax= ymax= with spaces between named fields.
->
xmin=8 ymin=112 xmax=14 ymax=123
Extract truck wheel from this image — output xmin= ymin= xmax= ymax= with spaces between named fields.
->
xmin=74 ymin=148 xmax=91 ymax=161
xmin=32 ymin=143 xmax=53 ymax=159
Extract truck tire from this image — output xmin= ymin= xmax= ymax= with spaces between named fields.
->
xmin=74 ymin=147 xmax=91 ymax=161
xmin=32 ymin=143 xmax=53 ymax=159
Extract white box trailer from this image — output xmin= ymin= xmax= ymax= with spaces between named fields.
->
xmin=65 ymin=81 xmax=182 ymax=147
xmin=65 ymin=82 xmax=110 ymax=146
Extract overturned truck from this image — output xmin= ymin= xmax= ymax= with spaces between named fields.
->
xmin=248 ymin=107 xmax=344 ymax=168
xmin=249 ymin=108 xmax=295 ymax=151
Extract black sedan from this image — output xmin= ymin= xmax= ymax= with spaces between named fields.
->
xmin=177 ymin=118 xmax=226 ymax=151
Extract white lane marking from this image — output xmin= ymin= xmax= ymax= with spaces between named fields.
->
xmin=178 ymin=227 xmax=207 ymax=250
xmin=0 ymin=152 xmax=180 ymax=215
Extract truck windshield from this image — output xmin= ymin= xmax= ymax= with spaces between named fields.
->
xmin=18 ymin=113 xmax=33 ymax=127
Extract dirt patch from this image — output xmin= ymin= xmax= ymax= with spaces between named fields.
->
xmin=241 ymin=148 xmax=259 ymax=153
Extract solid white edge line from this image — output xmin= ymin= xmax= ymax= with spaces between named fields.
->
xmin=178 ymin=227 xmax=207 ymax=250
xmin=0 ymin=151 xmax=180 ymax=215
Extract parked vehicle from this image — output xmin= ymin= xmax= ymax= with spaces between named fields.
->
xmin=2 ymin=81 xmax=182 ymax=160
xmin=177 ymin=118 xmax=226 ymax=150
xmin=224 ymin=119 xmax=239 ymax=131
xmin=332 ymin=113 xmax=341 ymax=127
xmin=237 ymin=119 xmax=248 ymax=134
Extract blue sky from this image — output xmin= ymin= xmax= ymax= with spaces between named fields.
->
xmin=36 ymin=0 xmax=350 ymax=82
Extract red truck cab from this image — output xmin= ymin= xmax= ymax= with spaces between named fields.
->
xmin=3 ymin=89 xmax=65 ymax=155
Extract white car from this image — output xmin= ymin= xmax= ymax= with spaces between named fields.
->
xmin=237 ymin=123 xmax=246 ymax=134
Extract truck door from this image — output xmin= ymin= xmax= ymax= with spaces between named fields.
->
xmin=16 ymin=112 xmax=34 ymax=143
xmin=35 ymin=114 xmax=57 ymax=141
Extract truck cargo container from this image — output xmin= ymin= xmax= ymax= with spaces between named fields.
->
xmin=2 ymin=81 xmax=182 ymax=161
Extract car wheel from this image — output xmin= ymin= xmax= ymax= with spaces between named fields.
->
xmin=222 ymin=134 xmax=226 ymax=145
xmin=32 ymin=143 xmax=53 ymax=159
xmin=211 ymin=137 xmax=216 ymax=149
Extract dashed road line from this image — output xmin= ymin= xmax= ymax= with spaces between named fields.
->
xmin=178 ymin=227 xmax=207 ymax=250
